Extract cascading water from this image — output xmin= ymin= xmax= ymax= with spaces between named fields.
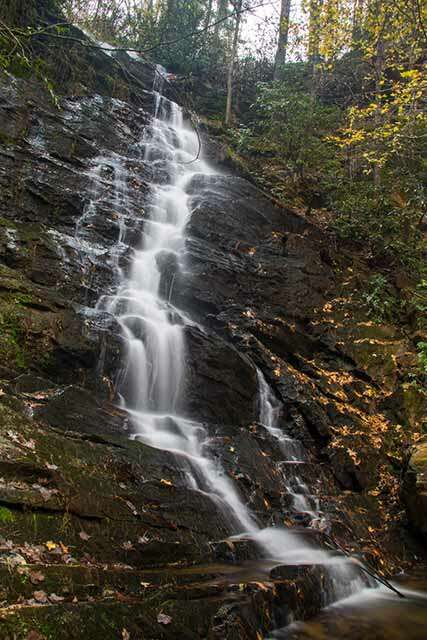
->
xmin=257 ymin=370 xmax=326 ymax=528
xmin=104 ymin=73 xmax=257 ymax=534
xmin=98 ymin=70 xmax=370 ymax=625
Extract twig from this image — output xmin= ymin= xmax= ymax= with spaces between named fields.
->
xmin=323 ymin=532 xmax=405 ymax=598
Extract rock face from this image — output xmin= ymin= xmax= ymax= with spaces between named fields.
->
xmin=0 ymin=35 xmax=425 ymax=639
xmin=403 ymin=441 xmax=427 ymax=537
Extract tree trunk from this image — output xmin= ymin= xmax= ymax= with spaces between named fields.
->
xmin=351 ymin=0 xmax=365 ymax=44
xmin=273 ymin=0 xmax=291 ymax=80
xmin=307 ymin=0 xmax=324 ymax=95
xmin=204 ymin=0 xmax=214 ymax=32
xmin=225 ymin=0 xmax=242 ymax=125
xmin=373 ymin=31 xmax=384 ymax=186
xmin=214 ymin=0 xmax=229 ymax=43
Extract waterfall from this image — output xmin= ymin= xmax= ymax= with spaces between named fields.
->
xmin=254 ymin=370 xmax=370 ymax=601
xmin=257 ymin=370 xmax=326 ymax=528
xmin=105 ymin=79 xmax=257 ymax=534
xmin=95 ymin=74 xmax=369 ymax=621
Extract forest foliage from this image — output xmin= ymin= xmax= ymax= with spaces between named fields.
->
xmin=0 ymin=0 xmax=426 ymax=316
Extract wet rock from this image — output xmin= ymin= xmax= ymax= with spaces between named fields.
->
xmin=326 ymin=443 xmax=377 ymax=491
xmin=34 ymin=386 xmax=128 ymax=436
xmin=11 ymin=373 xmax=57 ymax=393
xmin=403 ymin=440 xmax=427 ymax=537
xmin=185 ymin=325 xmax=257 ymax=425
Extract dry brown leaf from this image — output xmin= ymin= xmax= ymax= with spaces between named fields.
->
xmin=33 ymin=590 xmax=48 ymax=603
xmin=29 ymin=571 xmax=45 ymax=585
xmin=121 ymin=541 xmax=134 ymax=551
xmin=125 ymin=500 xmax=138 ymax=515
xmin=25 ymin=631 xmax=45 ymax=640
xmin=157 ymin=612 xmax=172 ymax=625
xmin=137 ymin=532 xmax=150 ymax=544
xmin=49 ymin=593 xmax=64 ymax=603
xmin=79 ymin=531 xmax=91 ymax=541
xmin=252 ymin=581 xmax=269 ymax=592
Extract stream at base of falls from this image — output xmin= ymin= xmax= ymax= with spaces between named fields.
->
xmin=77 ymin=70 xmax=424 ymax=634
xmin=269 ymin=575 xmax=427 ymax=639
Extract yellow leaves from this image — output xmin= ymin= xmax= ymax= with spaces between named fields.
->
xmin=160 ymin=478 xmax=173 ymax=487
xmin=401 ymin=69 xmax=421 ymax=80
xmin=45 ymin=541 xmax=57 ymax=551
xmin=347 ymin=448 xmax=361 ymax=466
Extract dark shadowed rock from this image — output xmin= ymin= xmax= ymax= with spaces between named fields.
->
xmin=403 ymin=441 xmax=427 ymax=537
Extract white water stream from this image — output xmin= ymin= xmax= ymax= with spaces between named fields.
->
xmin=78 ymin=71 xmax=369 ymax=616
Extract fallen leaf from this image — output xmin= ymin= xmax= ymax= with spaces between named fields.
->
xmin=125 ymin=500 xmax=138 ymax=515
xmin=22 ymin=439 xmax=36 ymax=450
xmin=122 ymin=629 xmax=130 ymax=640
xmin=121 ymin=541 xmax=134 ymax=551
xmin=79 ymin=531 xmax=90 ymax=541
xmin=45 ymin=541 xmax=57 ymax=551
xmin=157 ymin=612 xmax=172 ymax=625
xmin=29 ymin=571 xmax=45 ymax=585
xmin=45 ymin=463 xmax=58 ymax=471
xmin=137 ymin=532 xmax=150 ymax=544
xmin=32 ymin=485 xmax=58 ymax=502
xmin=49 ymin=593 xmax=64 ymax=603
xmin=140 ymin=581 xmax=151 ymax=588
xmin=160 ymin=479 xmax=173 ymax=486
xmin=252 ymin=581 xmax=269 ymax=592
xmin=25 ymin=631 xmax=45 ymax=640
xmin=33 ymin=590 xmax=48 ymax=603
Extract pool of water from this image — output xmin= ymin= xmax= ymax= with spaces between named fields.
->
xmin=270 ymin=568 xmax=427 ymax=640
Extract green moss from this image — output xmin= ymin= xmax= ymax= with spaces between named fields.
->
xmin=0 ymin=506 xmax=15 ymax=522
xmin=0 ymin=217 xmax=17 ymax=228
xmin=0 ymin=129 xmax=15 ymax=146
xmin=0 ymin=305 xmax=26 ymax=369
